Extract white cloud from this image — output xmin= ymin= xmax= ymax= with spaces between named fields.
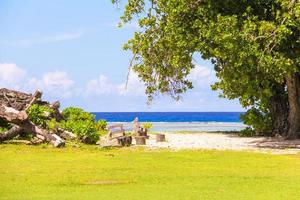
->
xmin=0 ymin=63 xmax=75 ymax=99
xmin=0 ymin=63 xmax=215 ymax=103
xmin=13 ymin=31 xmax=83 ymax=47
xmin=85 ymin=66 xmax=214 ymax=99
xmin=118 ymin=71 xmax=145 ymax=96
xmin=188 ymin=65 xmax=215 ymax=87
xmin=0 ymin=62 xmax=233 ymax=111
xmin=86 ymin=75 xmax=115 ymax=95
xmin=44 ymin=71 xmax=74 ymax=89
xmin=85 ymin=71 xmax=145 ymax=97
xmin=0 ymin=63 xmax=27 ymax=90
xmin=27 ymin=78 xmax=43 ymax=91
xmin=28 ymin=71 xmax=75 ymax=98
xmin=0 ymin=63 xmax=26 ymax=83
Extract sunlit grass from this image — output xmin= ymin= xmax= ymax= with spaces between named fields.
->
xmin=1 ymin=144 xmax=300 ymax=199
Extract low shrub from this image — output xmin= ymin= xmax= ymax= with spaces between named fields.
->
xmin=47 ymin=118 xmax=59 ymax=132
xmin=60 ymin=107 xmax=107 ymax=144
xmin=95 ymin=119 xmax=107 ymax=131
xmin=240 ymin=107 xmax=272 ymax=134
xmin=26 ymin=105 xmax=108 ymax=144
xmin=27 ymin=104 xmax=54 ymax=128
xmin=62 ymin=107 xmax=95 ymax=122
xmin=239 ymin=127 xmax=256 ymax=137
xmin=60 ymin=120 xmax=99 ymax=144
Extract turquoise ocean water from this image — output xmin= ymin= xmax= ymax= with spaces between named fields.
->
xmin=93 ymin=112 xmax=246 ymax=132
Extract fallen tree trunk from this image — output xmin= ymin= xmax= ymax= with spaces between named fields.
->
xmin=0 ymin=88 xmax=39 ymax=111
xmin=0 ymin=125 xmax=23 ymax=142
xmin=25 ymin=91 xmax=42 ymax=111
xmin=2 ymin=140 xmax=32 ymax=145
xmin=0 ymin=106 xmax=28 ymax=124
xmin=18 ymin=121 xmax=65 ymax=147
xmin=0 ymin=120 xmax=65 ymax=147
xmin=0 ymin=88 xmax=65 ymax=147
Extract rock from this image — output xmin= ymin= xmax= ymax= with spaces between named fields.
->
xmin=60 ymin=130 xmax=76 ymax=140
xmin=50 ymin=134 xmax=65 ymax=147
xmin=82 ymin=136 xmax=94 ymax=144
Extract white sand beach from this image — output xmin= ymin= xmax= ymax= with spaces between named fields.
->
xmin=132 ymin=133 xmax=300 ymax=154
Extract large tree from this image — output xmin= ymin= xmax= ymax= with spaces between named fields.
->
xmin=113 ymin=0 xmax=300 ymax=139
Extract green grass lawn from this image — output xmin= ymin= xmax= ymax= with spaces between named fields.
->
xmin=1 ymin=145 xmax=300 ymax=200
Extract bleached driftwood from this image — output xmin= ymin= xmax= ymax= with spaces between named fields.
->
xmin=0 ymin=125 xmax=23 ymax=142
xmin=0 ymin=106 xmax=28 ymax=124
xmin=0 ymin=88 xmax=66 ymax=147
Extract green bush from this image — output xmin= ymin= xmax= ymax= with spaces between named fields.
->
xmin=95 ymin=120 xmax=108 ymax=136
xmin=62 ymin=107 xmax=95 ymax=121
xmin=95 ymin=119 xmax=107 ymax=131
xmin=60 ymin=120 xmax=99 ymax=144
xmin=27 ymin=105 xmax=108 ymax=144
xmin=240 ymin=107 xmax=272 ymax=134
xmin=60 ymin=107 xmax=104 ymax=144
xmin=239 ymin=127 xmax=256 ymax=137
xmin=27 ymin=104 xmax=54 ymax=128
xmin=47 ymin=118 xmax=59 ymax=132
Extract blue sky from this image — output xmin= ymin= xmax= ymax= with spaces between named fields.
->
xmin=0 ymin=0 xmax=243 ymax=111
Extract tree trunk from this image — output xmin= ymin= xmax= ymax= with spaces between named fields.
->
xmin=156 ymin=134 xmax=166 ymax=142
xmin=0 ymin=88 xmax=66 ymax=147
xmin=18 ymin=121 xmax=65 ymax=147
xmin=286 ymin=73 xmax=300 ymax=139
xmin=117 ymin=136 xmax=132 ymax=146
xmin=0 ymin=125 xmax=23 ymax=142
xmin=135 ymin=136 xmax=146 ymax=145
xmin=0 ymin=105 xmax=28 ymax=124
xmin=0 ymin=88 xmax=41 ymax=111
xmin=269 ymin=85 xmax=289 ymax=137
xmin=0 ymin=109 xmax=65 ymax=147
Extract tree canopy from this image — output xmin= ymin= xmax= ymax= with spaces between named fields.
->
xmin=113 ymin=0 xmax=300 ymax=138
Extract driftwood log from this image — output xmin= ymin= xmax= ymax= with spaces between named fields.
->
xmin=0 ymin=88 xmax=67 ymax=147
xmin=156 ymin=134 xmax=166 ymax=142
xmin=135 ymin=136 xmax=146 ymax=145
xmin=137 ymin=128 xmax=148 ymax=137
xmin=117 ymin=136 xmax=132 ymax=146
xmin=97 ymin=135 xmax=132 ymax=147
xmin=0 ymin=125 xmax=23 ymax=142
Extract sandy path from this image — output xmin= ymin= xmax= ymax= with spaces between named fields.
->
xmin=132 ymin=133 xmax=300 ymax=154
